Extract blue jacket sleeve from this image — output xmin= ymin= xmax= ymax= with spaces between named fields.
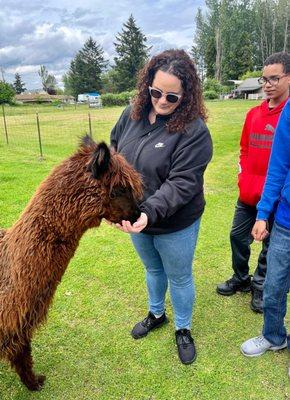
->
xmin=257 ymin=100 xmax=290 ymax=220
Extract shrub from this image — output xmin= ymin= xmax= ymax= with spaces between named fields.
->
xmin=203 ymin=90 xmax=219 ymax=100
xmin=51 ymin=100 xmax=62 ymax=107
xmin=35 ymin=96 xmax=47 ymax=104
xmin=221 ymin=85 xmax=233 ymax=94
xmin=101 ymin=90 xmax=136 ymax=107
xmin=203 ymin=78 xmax=223 ymax=94
xmin=0 ymin=82 xmax=15 ymax=104
xmin=239 ymin=70 xmax=262 ymax=80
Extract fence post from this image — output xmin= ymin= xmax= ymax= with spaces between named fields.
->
xmin=2 ymin=104 xmax=9 ymax=144
xmin=36 ymin=112 xmax=44 ymax=160
xmin=88 ymin=113 xmax=92 ymax=138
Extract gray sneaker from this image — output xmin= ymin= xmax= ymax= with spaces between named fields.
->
xmin=241 ymin=335 xmax=287 ymax=357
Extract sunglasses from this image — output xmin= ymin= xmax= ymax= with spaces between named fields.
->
xmin=148 ymin=86 xmax=182 ymax=104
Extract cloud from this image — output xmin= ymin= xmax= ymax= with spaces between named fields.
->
xmin=1 ymin=23 xmax=86 ymax=67
xmin=0 ymin=0 xmax=205 ymax=89
xmin=6 ymin=65 xmax=40 ymax=74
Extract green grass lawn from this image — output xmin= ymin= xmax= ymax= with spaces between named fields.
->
xmin=0 ymin=101 xmax=289 ymax=399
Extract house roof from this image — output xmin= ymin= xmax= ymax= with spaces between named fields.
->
xmin=79 ymin=92 xmax=100 ymax=96
xmin=237 ymin=78 xmax=261 ymax=92
xmin=15 ymin=93 xmax=74 ymax=102
xmin=228 ymin=79 xmax=243 ymax=85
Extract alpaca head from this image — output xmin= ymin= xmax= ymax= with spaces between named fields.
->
xmin=60 ymin=135 xmax=143 ymax=227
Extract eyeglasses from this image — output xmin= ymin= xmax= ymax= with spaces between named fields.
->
xmin=258 ymin=74 xmax=288 ymax=86
xmin=148 ymin=86 xmax=182 ymax=104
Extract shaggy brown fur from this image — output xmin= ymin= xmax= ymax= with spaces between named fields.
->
xmin=0 ymin=136 xmax=143 ymax=391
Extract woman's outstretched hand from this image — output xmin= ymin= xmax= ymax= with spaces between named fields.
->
xmin=115 ymin=212 xmax=148 ymax=233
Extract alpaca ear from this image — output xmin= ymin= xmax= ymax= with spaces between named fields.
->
xmin=90 ymin=142 xmax=111 ymax=179
xmin=81 ymin=134 xmax=95 ymax=148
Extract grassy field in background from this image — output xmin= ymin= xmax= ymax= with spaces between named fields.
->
xmin=0 ymin=101 xmax=289 ymax=399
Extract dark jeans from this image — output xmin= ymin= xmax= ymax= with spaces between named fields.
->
xmin=230 ymin=199 xmax=273 ymax=290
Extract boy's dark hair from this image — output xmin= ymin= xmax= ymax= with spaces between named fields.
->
xmin=264 ymin=52 xmax=290 ymax=73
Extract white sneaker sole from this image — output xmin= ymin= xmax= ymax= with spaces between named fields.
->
xmin=240 ymin=342 xmax=287 ymax=357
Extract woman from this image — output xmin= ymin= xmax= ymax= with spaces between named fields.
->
xmin=111 ymin=49 xmax=212 ymax=364
xmin=241 ymin=98 xmax=290 ymax=357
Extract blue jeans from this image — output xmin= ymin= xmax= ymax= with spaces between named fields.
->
xmin=262 ymin=222 xmax=290 ymax=346
xmin=131 ymin=219 xmax=201 ymax=330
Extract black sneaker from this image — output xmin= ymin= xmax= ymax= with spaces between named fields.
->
xmin=250 ymin=287 xmax=263 ymax=313
xmin=175 ymin=329 xmax=196 ymax=364
xmin=216 ymin=277 xmax=251 ymax=296
xmin=131 ymin=312 xmax=168 ymax=339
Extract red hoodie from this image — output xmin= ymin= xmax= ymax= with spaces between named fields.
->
xmin=238 ymin=98 xmax=288 ymax=206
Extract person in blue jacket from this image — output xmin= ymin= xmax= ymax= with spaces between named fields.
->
xmin=241 ymin=99 xmax=290 ymax=357
xmin=110 ymin=49 xmax=212 ymax=364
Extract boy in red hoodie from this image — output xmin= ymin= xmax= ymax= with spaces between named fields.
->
xmin=217 ymin=52 xmax=290 ymax=313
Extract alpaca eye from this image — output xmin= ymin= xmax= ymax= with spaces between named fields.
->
xmin=110 ymin=187 xmax=127 ymax=199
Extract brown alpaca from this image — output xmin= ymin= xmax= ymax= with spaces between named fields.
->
xmin=0 ymin=136 xmax=143 ymax=391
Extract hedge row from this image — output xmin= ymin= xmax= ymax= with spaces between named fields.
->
xmin=100 ymin=86 xmax=228 ymax=105
xmin=100 ymin=88 xmax=223 ymax=105
xmin=203 ymin=90 xmax=219 ymax=100
xmin=101 ymin=90 xmax=137 ymax=106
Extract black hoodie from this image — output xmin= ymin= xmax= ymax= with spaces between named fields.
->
xmin=111 ymin=106 xmax=213 ymax=234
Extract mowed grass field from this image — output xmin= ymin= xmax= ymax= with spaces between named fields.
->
xmin=0 ymin=102 xmax=289 ymax=400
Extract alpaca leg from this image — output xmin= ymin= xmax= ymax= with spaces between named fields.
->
xmin=10 ymin=342 xmax=46 ymax=391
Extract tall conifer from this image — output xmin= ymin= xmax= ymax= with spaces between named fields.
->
xmin=114 ymin=15 xmax=151 ymax=92
xmin=13 ymin=73 xmax=26 ymax=94
xmin=64 ymin=37 xmax=107 ymax=97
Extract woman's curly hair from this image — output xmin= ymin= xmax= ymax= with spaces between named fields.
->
xmin=131 ymin=49 xmax=207 ymax=133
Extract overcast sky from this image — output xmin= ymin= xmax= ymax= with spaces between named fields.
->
xmin=0 ymin=0 xmax=205 ymax=90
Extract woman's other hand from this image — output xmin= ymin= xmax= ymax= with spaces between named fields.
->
xmin=251 ymin=220 xmax=269 ymax=241
xmin=115 ymin=212 xmax=148 ymax=233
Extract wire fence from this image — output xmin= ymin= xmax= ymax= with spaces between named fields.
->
xmin=1 ymin=103 xmax=116 ymax=161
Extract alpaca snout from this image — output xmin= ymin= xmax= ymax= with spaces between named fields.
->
xmin=127 ymin=206 xmax=141 ymax=224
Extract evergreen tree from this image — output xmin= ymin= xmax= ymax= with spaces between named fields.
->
xmin=13 ymin=73 xmax=26 ymax=94
xmin=221 ymin=0 xmax=254 ymax=81
xmin=192 ymin=8 xmax=207 ymax=81
xmin=64 ymin=37 xmax=107 ymax=98
xmin=114 ymin=15 xmax=151 ymax=92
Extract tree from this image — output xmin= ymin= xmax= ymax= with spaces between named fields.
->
xmin=193 ymin=0 xmax=259 ymax=82
xmin=38 ymin=66 xmax=57 ymax=94
xmin=251 ymin=0 xmax=289 ymax=65
xmin=64 ymin=37 xmax=107 ymax=98
xmin=239 ymin=70 xmax=262 ymax=80
xmin=220 ymin=1 xmax=255 ymax=81
xmin=13 ymin=73 xmax=26 ymax=94
xmin=194 ymin=0 xmax=289 ymax=82
xmin=194 ymin=0 xmax=222 ymax=80
xmin=0 ymin=81 xmax=15 ymax=104
xmin=100 ymin=69 xmax=119 ymax=93
xmin=192 ymin=8 xmax=207 ymax=81
xmin=113 ymin=15 xmax=151 ymax=92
